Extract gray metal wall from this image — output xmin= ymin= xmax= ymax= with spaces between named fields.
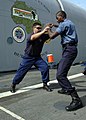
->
xmin=0 ymin=0 xmax=86 ymax=72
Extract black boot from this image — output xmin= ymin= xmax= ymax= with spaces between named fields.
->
xmin=65 ymin=90 xmax=83 ymax=111
xmin=58 ymin=89 xmax=70 ymax=95
xmin=43 ymin=83 xmax=52 ymax=92
xmin=10 ymin=84 xmax=16 ymax=93
xmin=83 ymin=69 xmax=86 ymax=75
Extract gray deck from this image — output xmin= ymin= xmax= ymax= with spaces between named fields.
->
xmin=0 ymin=65 xmax=86 ymax=120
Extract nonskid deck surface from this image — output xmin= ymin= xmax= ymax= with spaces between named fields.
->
xmin=0 ymin=65 xmax=86 ymax=120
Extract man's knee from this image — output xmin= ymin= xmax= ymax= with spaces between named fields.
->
xmin=44 ymin=65 xmax=49 ymax=72
xmin=56 ymin=73 xmax=62 ymax=80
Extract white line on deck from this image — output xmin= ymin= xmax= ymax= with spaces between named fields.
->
xmin=0 ymin=73 xmax=84 ymax=99
xmin=0 ymin=106 xmax=25 ymax=120
xmin=0 ymin=73 xmax=84 ymax=120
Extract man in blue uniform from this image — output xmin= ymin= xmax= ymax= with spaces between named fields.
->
xmin=10 ymin=22 xmax=52 ymax=93
xmin=47 ymin=11 xmax=83 ymax=111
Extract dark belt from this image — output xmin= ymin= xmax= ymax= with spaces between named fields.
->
xmin=62 ymin=43 xmax=77 ymax=48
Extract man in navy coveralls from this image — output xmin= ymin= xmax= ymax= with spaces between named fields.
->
xmin=10 ymin=22 xmax=52 ymax=93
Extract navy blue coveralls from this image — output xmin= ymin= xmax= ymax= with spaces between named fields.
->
xmin=56 ymin=19 xmax=78 ymax=92
xmin=12 ymin=33 xmax=50 ymax=85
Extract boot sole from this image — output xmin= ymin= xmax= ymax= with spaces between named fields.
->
xmin=65 ymin=103 xmax=83 ymax=111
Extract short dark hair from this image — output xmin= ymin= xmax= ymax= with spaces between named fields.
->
xmin=32 ymin=22 xmax=42 ymax=28
xmin=56 ymin=10 xmax=67 ymax=19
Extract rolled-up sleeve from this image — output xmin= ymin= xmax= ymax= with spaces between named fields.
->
xmin=56 ymin=23 xmax=65 ymax=34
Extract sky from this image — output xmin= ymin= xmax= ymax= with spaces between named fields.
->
xmin=69 ymin=0 xmax=86 ymax=10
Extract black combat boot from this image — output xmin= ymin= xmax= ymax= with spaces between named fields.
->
xmin=58 ymin=89 xmax=70 ymax=95
xmin=43 ymin=82 xmax=52 ymax=92
xmin=65 ymin=90 xmax=83 ymax=111
xmin=10 ymin=84 xmax=16 ymax=93
xmin=83 ymin=69 xmax=86 ymax=75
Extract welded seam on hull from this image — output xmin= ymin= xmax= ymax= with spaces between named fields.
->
xmin=56 ymin=0 xmax=64 ymax=11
